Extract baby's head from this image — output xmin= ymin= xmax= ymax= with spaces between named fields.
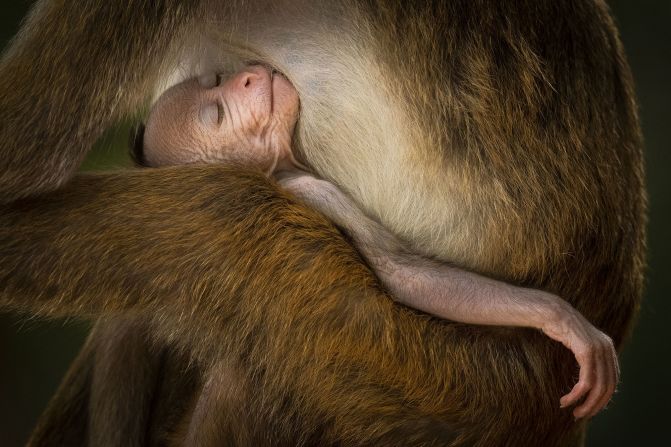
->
xmin=139 ymin=65 xmax=301 ymax=173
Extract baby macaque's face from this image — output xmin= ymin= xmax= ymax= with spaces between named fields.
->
xmin=143 ymin=65 xmax=300 ymax=173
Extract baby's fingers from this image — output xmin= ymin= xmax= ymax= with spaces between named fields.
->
xmin=572 ymin=345 xmax=606 ymax=418
xmin=583 ymin=336 xmax=619 ymax=418
xmin=560 ymin=348 xmax=594 ymax=409
xmin=566 ymin=334 xmax=618 ymax=419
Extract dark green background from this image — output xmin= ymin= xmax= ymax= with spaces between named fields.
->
xmin=1 ymin=1 xmax=668 ymax=445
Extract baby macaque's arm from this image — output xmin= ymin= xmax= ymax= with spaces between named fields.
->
xmin=278 ymin=172 xmax=619 ymax=420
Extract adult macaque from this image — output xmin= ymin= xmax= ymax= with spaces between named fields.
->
xmin=139 ymin=64 xmax=618 ymax=416
xmin=0 ymin=1 xmax=645 ymax=446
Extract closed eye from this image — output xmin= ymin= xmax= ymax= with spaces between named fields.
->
xmin=215 ymin=74 xmax=225 ymax=125
xmin=217 ymin=101 xmax=224 ymax=126
xmin=199 ymin=103 xmax=218 ymax=126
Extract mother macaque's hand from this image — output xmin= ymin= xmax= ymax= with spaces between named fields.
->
xmin=539 ymin=299 xmax=620 ymax=419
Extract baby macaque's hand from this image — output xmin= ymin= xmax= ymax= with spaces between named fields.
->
xmin=538 ymin=298 xmax=620 ymax=419
xmin=277 ymin=171 xmax=621 ymax=421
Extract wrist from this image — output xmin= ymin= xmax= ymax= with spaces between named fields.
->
xmin=531 ymin=291 xmax=572 ymax=333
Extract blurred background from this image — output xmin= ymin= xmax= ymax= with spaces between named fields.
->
xmin=0 ymin=1 xmax=668 ymax=445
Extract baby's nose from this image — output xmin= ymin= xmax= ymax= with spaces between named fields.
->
xmin=231 ymin=65 xmax=268 ymax=91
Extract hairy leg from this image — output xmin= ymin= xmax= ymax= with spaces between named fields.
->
xmin=182 ymin=360 xmax=251 ymax=446
xmin=89 ymin=317 xmax=163 ymax=447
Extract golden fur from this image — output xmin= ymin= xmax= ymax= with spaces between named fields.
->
xmin=0 ymin=0 xmax=645 ymax=445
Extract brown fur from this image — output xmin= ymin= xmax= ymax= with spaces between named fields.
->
xmin=0 ymin=0 xmax=645 ymax=445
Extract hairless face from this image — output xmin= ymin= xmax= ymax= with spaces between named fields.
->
xmin=143 ymin=65 xmax=302 ymax=173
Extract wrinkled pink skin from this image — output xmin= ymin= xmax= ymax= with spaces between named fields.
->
xmin=144 ymin=64 xmax=304 ymax=174
xmin=144 ymin=66 xmax=619 ymax=421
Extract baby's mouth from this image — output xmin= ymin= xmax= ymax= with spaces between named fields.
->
xmin=269 ymin=68 xmax=293 ymax=116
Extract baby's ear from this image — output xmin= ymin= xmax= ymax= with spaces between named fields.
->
xmin=128 ymin=123 xmax=148 ymax=167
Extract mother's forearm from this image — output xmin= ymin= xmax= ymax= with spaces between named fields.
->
xmin=0 ymin=165 xmax=293 ymax=319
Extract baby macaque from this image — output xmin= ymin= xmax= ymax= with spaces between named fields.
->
xmin=138 ymin=65 xmax=618 ymax=419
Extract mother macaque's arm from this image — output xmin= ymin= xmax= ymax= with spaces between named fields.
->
xmin=0 ymin=165 xmax=481 ymax=442
xmin=0 ymin=0 xmax=201 ymax=202
xmin=0 ymin=165 xmax=356 ymax=362
xmin=279 ymin=172 xmax=619 ymax=418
